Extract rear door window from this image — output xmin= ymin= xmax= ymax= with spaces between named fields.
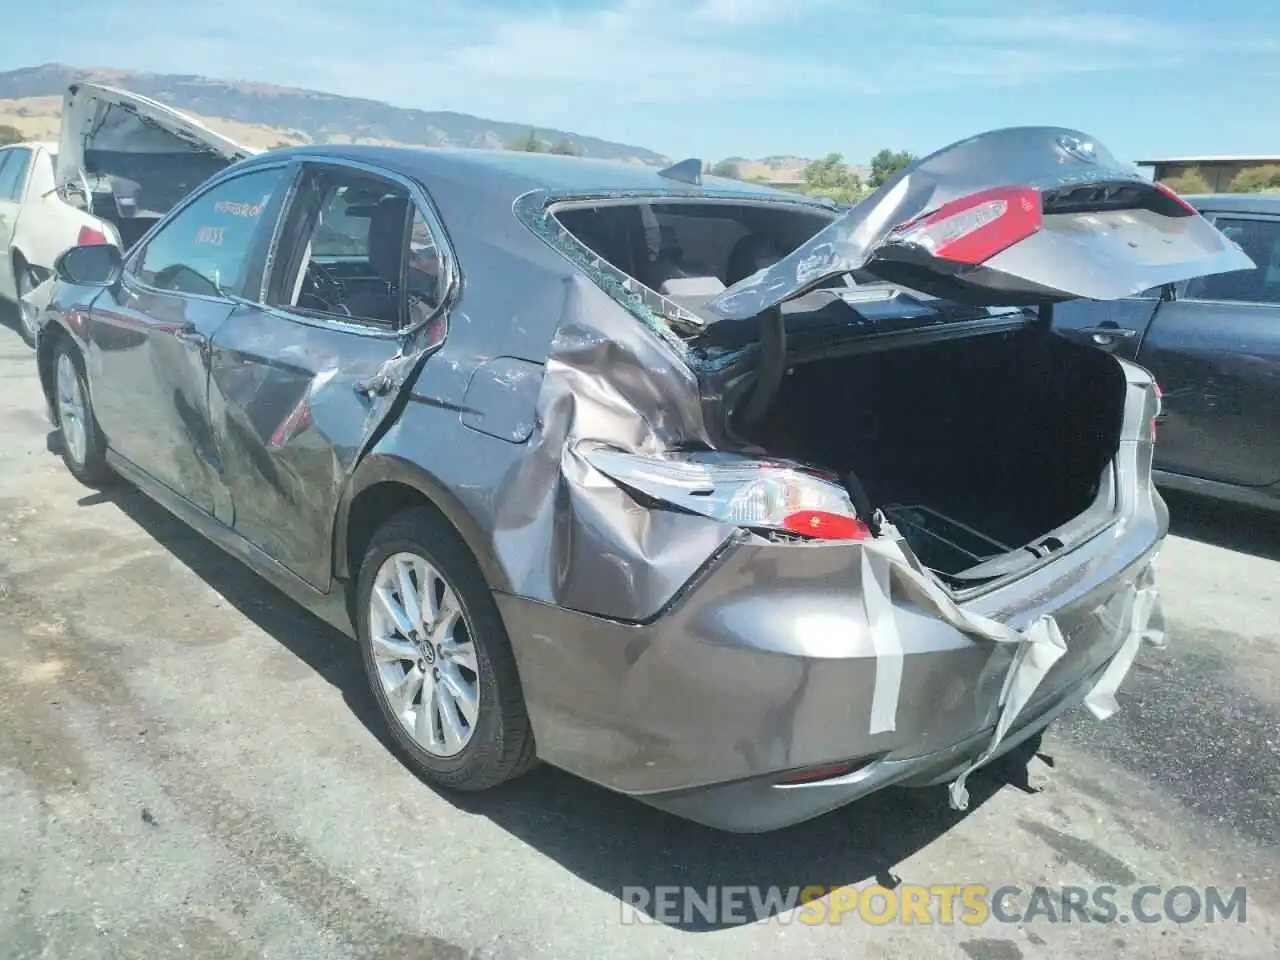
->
xmin=1185 ymin=217 xmax=1280 ymax=305
xmin=267 ymin=164 xmax=445 ymax=330
xmin=0 ymin=147 xmax=31 ymax=201
xmin=134 ymin=166 xmax=291 ymax=298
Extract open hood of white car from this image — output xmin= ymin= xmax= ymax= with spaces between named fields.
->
xmin=56 ymin=82 xmax=255 ymax=206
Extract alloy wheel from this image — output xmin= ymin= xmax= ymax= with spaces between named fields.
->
xmin=369 ymin=552 xmax=480 ymax=757
xmin=16 ymin=265 xmax=39 ymax=343
xmin=56 ymin=353 xmax=88 ymax=467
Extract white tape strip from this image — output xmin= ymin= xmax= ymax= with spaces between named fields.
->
xmin=947 ymin=615 xmax=1067 ymax=811
xmin=856 ymin=523 xmax=1101 ymax=812
xmin=860 ymin=524 xmax=1036 ymax=745
xmin=1084 ymin=587 xmax=1163 ymax=720
xmin=857 ymin=523 xmax=1160 ymax=811
xmin=863 ymin=546 xmax=904 ymax=735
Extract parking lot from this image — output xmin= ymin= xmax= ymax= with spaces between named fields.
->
xmin=0 ymin=313 xmax=1276 ymax=959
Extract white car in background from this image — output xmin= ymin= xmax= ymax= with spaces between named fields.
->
xmin=1 ymin=82 xmax=251 ymax=344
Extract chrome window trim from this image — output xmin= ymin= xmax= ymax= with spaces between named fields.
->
xmin=252 ymin=154 xmax=459 ymax=341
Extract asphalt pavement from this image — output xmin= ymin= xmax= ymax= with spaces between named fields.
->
xmin=0 ymin=310 xmax=1276 ymax=959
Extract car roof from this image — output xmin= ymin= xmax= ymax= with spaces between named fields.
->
xmin=240 ymin=143 xmax=798 ymax=203
xmin=1184 ymin=193 xmax=1280 ymax=216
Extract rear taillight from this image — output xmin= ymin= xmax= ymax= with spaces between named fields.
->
xmin=887 ymin=186 xmax=1043 ymax=265
xmin=781 ymin=510 xmax=869 ymax=540
xmin=1154 ymin=182 xmax=1198 ymax=216
xmin=77 ymin=225 xmax=109 ymax=246
xmin=1149 ymin=381 xmax=1163 ymax=442
xmin=580 ymin=446 xmax=871 ymax=542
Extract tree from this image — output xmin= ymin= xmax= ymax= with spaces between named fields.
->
xmin=1228 ymin=165 xmax=1280 ymax=194
xmin=869 ymin=148 xmax=916 ymax=188
xmin=710 ymin=159 xmax=741 ymax=179
xmin=1160 ymin=168 xmax=1212 ymax=195
xmin=507 ymin=128 xmax=544 ymax=153
xmin=0 ymin=124 xmax=23 ymax=146
xmin=803 ymin=153 xmax=854 ymax=189
xmin=549 ymin=138 xmax=578 ymax=156
xmin=799 ymin=153 xmax=864 ymax=204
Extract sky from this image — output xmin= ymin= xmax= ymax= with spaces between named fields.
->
xmin=4 ymin=0 xmax=1278 ymax=165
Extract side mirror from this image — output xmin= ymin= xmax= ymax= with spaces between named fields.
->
xmin=1160 ymin=282 xmax=1177 ymax=302
xmin=55 ymin=243 xmax=123 ymax=287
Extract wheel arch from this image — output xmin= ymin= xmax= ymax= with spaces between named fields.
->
xmin=35 ymin=313 xmax=71 ymax=421
xmin=11 ymin=246 xmax=52 ymax=285
xmin=334 ymin=453 xmax=512 ymax=596
xmin=7 ymin=246 xmax=28 ymax=301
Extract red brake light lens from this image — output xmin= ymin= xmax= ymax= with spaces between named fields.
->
xmin=579 ymin=446 xmax=871 ymax=543
xmin=77 ymin=225 xmax=109 ymax=246
xmin=1154 ymin=182 xmax=1198 ymax=216
xmin=782 ymin=510 xmax=870 ymax=541
xmin=888 ymin=186 xmax=1043 ymax=265
xmin=776 ymin=761 xmax=859 ymax=785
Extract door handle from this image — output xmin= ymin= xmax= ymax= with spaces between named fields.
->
xmin=1075 ymin=324 xmax=1137 ymax=346
xmin=173 ymin=329 xmax=207 ymax=346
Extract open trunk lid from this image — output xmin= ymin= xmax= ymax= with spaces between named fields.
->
xmin=56 ymin=82 xmax=255 ymax=219
xmin=704 ymin=126 xmax=1254 ymax=324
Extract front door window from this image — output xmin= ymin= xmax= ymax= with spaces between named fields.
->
xmin=134 ymin=166 xmax=291 ymax=298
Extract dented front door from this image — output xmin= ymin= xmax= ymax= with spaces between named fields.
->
xmin=84 ymin=163 xmax=294 ymax=522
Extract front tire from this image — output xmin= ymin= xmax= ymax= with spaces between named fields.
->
xmin=53 ymin=340 xmax=111 ymax=486
xmin=356 ymin=506 xmax=536 ymax=791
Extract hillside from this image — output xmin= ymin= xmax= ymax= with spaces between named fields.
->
xmin=0 ymin=95 xmax=314 ymax=152
xmin=0 ymin=63 xmax=670 ymax=163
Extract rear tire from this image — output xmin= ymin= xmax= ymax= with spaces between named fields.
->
xmin=356 ymin=506 xmax=536 ymax=791
xmin=14 ymin=257 xmax=40 ymax=347
xmin=52 ymin=340 xmax=112 ymax=487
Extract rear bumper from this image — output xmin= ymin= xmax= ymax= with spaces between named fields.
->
xmin=497 ymin=468 xmax=1165 ymax=831
xmin=640 ymin=655 xmax=1105 ymax=833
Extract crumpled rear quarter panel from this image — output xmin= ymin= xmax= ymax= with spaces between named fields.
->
xmin=365 ymin=176 xmax=1166 ymax=816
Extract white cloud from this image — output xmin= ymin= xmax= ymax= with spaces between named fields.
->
xmin=14 ymin=0 xmax=1276 ymax=150
xmin=433 ymin=2 xmax=874 ymax=105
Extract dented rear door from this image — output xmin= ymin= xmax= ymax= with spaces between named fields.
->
xmin=705 ymin=127 xmax=1254 ymax=323
xmin=207 ymin=159 xmax=454 ymax=590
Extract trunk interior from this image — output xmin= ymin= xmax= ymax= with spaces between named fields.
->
xmin=739 ymin=327 xmax=1128 ymax=579
xmin=550 ymin=196 xmax=1131 ymax=582
xmin=72 ymin=97 xmax=238 ymax=249
xmin=86 ymin=151 xmax=234 ymax=250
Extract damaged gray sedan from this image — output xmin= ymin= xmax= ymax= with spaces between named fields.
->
xmin=33 ymin=129 xmax=1250 ymax=832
